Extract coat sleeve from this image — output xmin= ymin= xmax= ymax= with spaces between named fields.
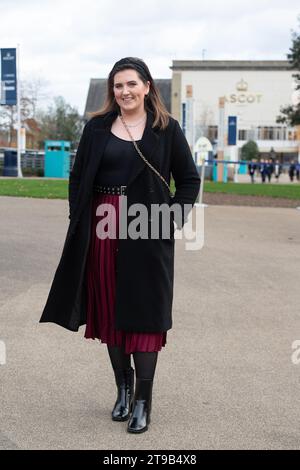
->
xmin=68 ymin=121 xmax=90 ymax=220
xmin=170 ymin=119 xmax=201 ymax=229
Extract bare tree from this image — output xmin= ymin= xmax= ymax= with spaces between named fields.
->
xmin=36 ymin=96 xmax=83 ymax=149
xmin=0 ymin=76 xmax=50 ymax=145
xmin=21 ymin=77 xmax=51 ymax=119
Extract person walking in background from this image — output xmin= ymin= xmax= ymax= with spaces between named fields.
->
xmin=266 ymin=159 xmax=274 ymax=183
xmin=274 ymin=160 xmax=282 ymax=182
xmin=40 ymin=57 xmax=200 ymax=434
xmin=259 ymin=159 xmax=267 ymax=183
xmin=248 ymin=158 xmax=257 ymax=183
xmin=296 ymin=162 xmax=300 ymax=182
xmin=289 ymin=160 xmax=296 ymax=182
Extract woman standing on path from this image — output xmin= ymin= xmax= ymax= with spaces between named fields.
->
xmin=40 ymin=57 xmax=200 ymax=434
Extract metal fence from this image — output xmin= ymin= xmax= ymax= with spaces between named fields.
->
xmin=0 ymin=149 xmax=76 ymax=174
xmin=0 ymin=149 xmax=298 ymax=182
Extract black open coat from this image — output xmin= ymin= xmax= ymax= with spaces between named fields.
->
xmin=40 ymin=109 xmax=200 ymax=333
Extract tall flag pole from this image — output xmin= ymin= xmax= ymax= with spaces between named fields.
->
xmin=0 ymin=46 xmax=22 ymax=177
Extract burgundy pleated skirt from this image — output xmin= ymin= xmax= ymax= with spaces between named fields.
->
xmin=84 ymin=191 xmax=167 ymax=354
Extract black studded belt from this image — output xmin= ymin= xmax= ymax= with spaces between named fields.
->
xmin=93 ymin=184 xmax=127 ymax=195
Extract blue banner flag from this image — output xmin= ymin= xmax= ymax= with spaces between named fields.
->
xmin=0 ymin=48 xmax=17 ymax=105
xmin=228 ymin=116 xmax=237 ymax=145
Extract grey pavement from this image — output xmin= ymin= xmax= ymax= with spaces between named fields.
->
xmin=0 ymin=196 xmax=300 ymax=450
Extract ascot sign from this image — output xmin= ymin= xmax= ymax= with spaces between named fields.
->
xmin=225 ymin=78 xmax=262 ymax=105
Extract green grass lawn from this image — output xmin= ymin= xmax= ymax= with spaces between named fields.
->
xmin=0 ymin=178 xmax=299 ymax=200
xmin=203 ymin=182 xmax=300 ymax=200
xmin=0 ymin=179 xmax=68 ymax=199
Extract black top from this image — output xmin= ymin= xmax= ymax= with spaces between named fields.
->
xmin=94 ymin=132 xmax=141 ymax=186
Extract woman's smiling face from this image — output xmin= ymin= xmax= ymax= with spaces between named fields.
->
xmin=113 ymin=68 xmax=150 ymax=114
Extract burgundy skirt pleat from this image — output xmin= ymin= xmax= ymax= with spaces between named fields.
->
xmin=84 ymin=192 xmax=167 ymax=353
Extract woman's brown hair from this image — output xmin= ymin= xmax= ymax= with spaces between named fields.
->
xmin=88 ymin=57 xmax=171 ymax=130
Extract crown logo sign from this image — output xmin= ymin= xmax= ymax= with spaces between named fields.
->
xmin=236 ymin=79 xmax=248 ymax=92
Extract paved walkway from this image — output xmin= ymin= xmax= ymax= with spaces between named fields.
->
xmin=0 ymin=196 xmax=300 ymax=449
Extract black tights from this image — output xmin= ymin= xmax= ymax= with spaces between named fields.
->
xmin=107 ymin=345 xmax=158 ymax=380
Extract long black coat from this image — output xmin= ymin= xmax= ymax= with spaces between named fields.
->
xmin=40 ymin=109 xmax=200 ymax=333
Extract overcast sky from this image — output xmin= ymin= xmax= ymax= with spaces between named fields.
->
xmin=1 ymin=0 xmax=300 ymax=115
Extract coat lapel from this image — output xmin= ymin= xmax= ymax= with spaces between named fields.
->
xmin=88 ymin=127 xmax=110 ymax=180
xmin=70 ymin=127 xmax=110 ymax=230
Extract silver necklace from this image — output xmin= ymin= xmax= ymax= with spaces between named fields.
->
xmin=118 ymin=113 xmax=146 ymax=128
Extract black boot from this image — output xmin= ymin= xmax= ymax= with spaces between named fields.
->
xmin=112 ymin=367 xmax=134 ymax=421
xmin=127 ymin=378 xmax=153 ymax=433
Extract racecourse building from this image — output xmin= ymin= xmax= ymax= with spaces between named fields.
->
xmin=170 ymin=60 xmax=300 ymax=162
